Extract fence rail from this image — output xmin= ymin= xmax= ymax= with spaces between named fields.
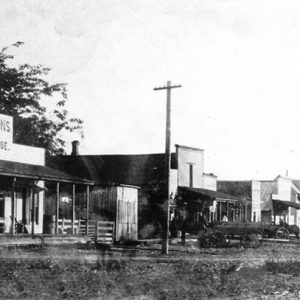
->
xmin=96 ymin=221 xmax=114 ymax=244
xmin=52 ymin=217 xmax=114 ymax=245
xmin=54 ymin=218 xmax=86 ymax=235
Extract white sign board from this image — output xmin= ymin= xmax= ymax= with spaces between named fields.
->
xmin=0 ymin=114 xmax=13 ymax=152
xmin=0 ymin=114 xmax=45 ymax=165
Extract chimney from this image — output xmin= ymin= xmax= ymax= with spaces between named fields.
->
xmin=71 ymin=140 xmax=79 ymax=156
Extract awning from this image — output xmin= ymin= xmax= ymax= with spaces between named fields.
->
xmin=273 ymin=199 xmax=300 ymax=210
xmin=0 ymin=159 xmax=93 ymax=185
xmin=178 ymin=186 xmax=242 ymax=202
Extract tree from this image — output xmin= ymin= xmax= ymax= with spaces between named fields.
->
xmin=0 ymin=42 xmax=83 ymax=156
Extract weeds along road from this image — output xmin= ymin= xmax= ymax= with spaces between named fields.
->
xmin=1 ymin=242 xmax=300 ymax=299
xmin=0 ymin=241 xmax=300 ymax=266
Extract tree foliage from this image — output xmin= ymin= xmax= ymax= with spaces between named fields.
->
xmin=0 ymin=42 xmax=83 ymax=156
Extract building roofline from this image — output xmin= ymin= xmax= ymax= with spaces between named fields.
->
xmin=0 ymin=159 xmax=93 ymax=185
xmin=120 ymin=184 xmax=141 ymax=189
xmin=217 ymin=180 xmax=252 ymax=183
xmin=275 ymin=174 xmax=297 ymax=181
xmin=175 ymin=144 xmax=204 ymax=152
xmin=57 ymin=152 xmax=176 ymax=158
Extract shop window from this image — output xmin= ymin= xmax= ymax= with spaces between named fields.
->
xmin=0 ymin=196 xmax=4 ymax=218
xmin=35 ymin=193 xmax=39 ymax=225
xmin=22 ymin=189 xmax=27 ymax=224
xmin=194 ymin=212 xmax=200 ymax=222
xmin=216 ymin=202 xmax=221 ymax=221
xmin=189 ymin=164 xmax=193 ymax=187
xmin=29 ymin=191 xmax=39 ymax=225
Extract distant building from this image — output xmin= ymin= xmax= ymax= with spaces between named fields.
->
xmin=218 ymin=175 xmax=300 ymax=226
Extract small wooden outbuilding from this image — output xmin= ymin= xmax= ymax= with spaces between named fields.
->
xmin=89 ymin=185 xmax=138 ymax=242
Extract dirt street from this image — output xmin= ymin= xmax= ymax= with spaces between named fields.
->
xmin=0 ymin=241 xmax=300 ymax=299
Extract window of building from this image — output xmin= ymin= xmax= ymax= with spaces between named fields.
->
xmin=34 ymin=192 xmax=39 ymax=225
xmin=0 ymin=195 xmax=4 ymax=219
xmin=21 ymin=189 xmax=27 ymax=224
xmin=189 ymin=164 xmax=193 ymax=187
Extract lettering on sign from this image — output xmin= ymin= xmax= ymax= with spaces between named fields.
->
xmin=0 ymin=114 xmax=13 ymax=152
xmin=0 ymin=119 xmax=11 ymax=133
xmin=0 ymin=141 xmax=8 ymax=151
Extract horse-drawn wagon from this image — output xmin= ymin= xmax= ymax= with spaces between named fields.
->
xmin=200 ymin=221 xmax=263 ymax=248
xmin=199 ymin=221 xmax=299 ymax=248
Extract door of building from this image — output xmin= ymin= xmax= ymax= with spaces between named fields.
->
xmin=0 ymin=196 xmax=5 ymax=233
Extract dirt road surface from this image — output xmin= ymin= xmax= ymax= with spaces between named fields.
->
xmin=0 ymin=241 xmax=300 ymax=299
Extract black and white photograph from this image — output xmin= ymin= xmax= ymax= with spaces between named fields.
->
xmin=1 ymin=1 xmax=300 ymax=299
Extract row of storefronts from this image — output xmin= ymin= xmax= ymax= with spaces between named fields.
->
xmin=0 ymin=112 xmax=252 ymax=240
xmin=4 ymin=112 xmax=298 ymax=241
xmin=218 ymin=177 xmax=300 ymax=227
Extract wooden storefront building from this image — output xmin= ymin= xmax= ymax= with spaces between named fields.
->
xmin=0 ymin=113 xmax=93 ymax=236
xmin=177 ymin=186 xmax=250 ymax=224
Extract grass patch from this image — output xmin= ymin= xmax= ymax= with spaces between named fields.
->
xmin=265 ymin=260 xmax=300 ymax=276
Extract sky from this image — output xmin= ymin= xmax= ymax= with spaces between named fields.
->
xmin=1 ymin=0 xmax=300 ymax=180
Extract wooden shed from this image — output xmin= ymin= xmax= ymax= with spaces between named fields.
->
xmin=89 ymin=184 xmax=138 ymax=242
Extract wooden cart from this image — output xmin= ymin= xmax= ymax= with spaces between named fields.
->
xmin=210 ymin=221 xmax=264 ymax=248
xmin=199 ymin=221 xmax=293 ymax=248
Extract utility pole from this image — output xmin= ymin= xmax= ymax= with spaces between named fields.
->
xmin=154 ymin=80 xmax=182 ymax=254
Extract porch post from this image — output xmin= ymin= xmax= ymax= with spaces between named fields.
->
xmin=11 ymin=177 xmax=16 ymax=235
xmin=86 ymin=185 xmax=90 ymax=234
xmin=56 ymin=182 xmax=60 ymax=235
xmin=72 ymin=184 xmax=75 ymax=235
xmin=31 ymin=182 xmax=35 ymax=236
xmin=226 ymin=202 xmax=229 ymax=219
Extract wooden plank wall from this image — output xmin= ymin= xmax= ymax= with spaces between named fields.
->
xmin=89 ymin=187 xmax=117 ymax=220
xmin=116 ymin=186 xmax=138 ymax=241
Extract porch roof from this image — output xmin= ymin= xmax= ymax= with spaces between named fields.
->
xmin=0 ymin=159 xmax=93 ymax=185
xmin=178 ymin=186 xmax=242 ymax=202
xmin=273 ymin=199 xmax=300 ymax=210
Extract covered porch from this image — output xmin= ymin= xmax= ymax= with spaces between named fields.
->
xmin=176 ymin=186 xmax=251 ymax=223
xmin=272 ymin=199 xmax=300 ymax=225
xmin=0 ymin=159 xmax=93 ymax=236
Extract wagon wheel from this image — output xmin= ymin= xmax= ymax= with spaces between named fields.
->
xmin=241 ymin=232 xmax=260 ymax=248
xmin=275 ymin=227 xmax=289 ymax=239
xmin=211 ymin=232 xmax=226 ymax=248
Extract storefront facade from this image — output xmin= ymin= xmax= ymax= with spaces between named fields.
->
xmin=176 ymin=186 xmax=249 ymax=225
xmin=0 ymin=114 xmax=93 ymax=235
